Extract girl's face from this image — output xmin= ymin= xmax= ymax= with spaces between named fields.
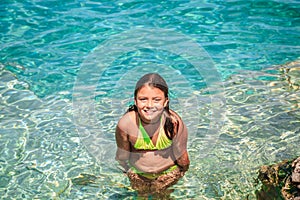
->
xmin=135 ymin=85 xmax=168 ymax=123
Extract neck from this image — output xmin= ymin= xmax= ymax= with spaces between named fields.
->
xmin=139 ymin=116 xmax=162 ymax=137
xmin=139 ymin=115 xmax=162 ymax=125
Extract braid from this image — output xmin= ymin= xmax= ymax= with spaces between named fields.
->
xmin=126 ymin=104 xmax=137 ymax=113
xmin=163 ymin=107 xmax=178 ymax=140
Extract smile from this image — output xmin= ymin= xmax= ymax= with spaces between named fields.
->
xmin=143 ymin=109 xmax=157 ymax=114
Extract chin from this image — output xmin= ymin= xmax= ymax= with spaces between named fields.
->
xmin=145 ymin=115 xmax=161 ymax=122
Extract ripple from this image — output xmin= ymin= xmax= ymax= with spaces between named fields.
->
xmin=1 ymin=0 xmax=300 ymax=198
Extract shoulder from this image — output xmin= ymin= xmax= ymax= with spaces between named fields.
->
xmin=117 ymin=111 xmax=137 ymax=132
xmin=169 ymin=109 xmax=184 ymax=125
xmin=169 ymin=109 xmax=187 ymax=134
xmin=169 ymin=109 xmax=182 ymax=119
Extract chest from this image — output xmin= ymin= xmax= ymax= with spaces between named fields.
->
xmin=129 ymin=123 xmax=161 ymax=147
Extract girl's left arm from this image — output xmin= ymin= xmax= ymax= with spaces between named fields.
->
xmin=172 ymin=115 xmax=190 ymax=173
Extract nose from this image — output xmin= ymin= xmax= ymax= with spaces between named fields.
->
xmin=146 ymin=100 xmax=154 ymax=107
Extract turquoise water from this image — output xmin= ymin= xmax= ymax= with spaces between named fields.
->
xmin=1 ymin=0 xmax=300 ymax=199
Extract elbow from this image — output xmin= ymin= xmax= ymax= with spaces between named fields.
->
xmin=176 ymin=151 xmax=190 ymax=172
xmin=115 ymin=148 xmax=130 ymax=162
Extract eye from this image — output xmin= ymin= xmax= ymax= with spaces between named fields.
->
xmin=138 ymin=97 xmax=147 ymax=102
xmin=154 ymin=98 xmax=161 ymax=102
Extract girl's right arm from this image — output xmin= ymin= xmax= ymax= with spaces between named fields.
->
xmin=115 ymin=122 xmax=131 ymax=172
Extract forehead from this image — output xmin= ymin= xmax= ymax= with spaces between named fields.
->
xmin=136 ymin=85 xmax=165 ymax=96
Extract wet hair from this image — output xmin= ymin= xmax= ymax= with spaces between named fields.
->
xmin=127 ymin=73 xmax=177 ymax=140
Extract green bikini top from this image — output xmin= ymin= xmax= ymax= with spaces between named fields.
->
xmin=134 ymin=117 xmax=172 ymax=150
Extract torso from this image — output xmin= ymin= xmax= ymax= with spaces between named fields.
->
xmin=122 ymin=111 xmax=176 ymax=173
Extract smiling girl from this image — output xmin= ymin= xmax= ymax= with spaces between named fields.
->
xmin=115 ymin=73 xmax=190 ymax=197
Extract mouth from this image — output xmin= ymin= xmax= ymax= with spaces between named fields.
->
xmin=143 ymin=109 xmax=156 ymax=115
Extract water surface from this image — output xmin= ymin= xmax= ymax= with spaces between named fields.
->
xmin=0 ymin=0 xmax=299 ymax=199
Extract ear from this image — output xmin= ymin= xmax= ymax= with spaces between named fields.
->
xmin=164 ymin=98 xmax=169 ymax=107
xmin=134 ymin=99 xmax=137 ymax=106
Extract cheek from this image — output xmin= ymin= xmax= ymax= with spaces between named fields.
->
xmin=156 ymin=102 xmax=166 ymax=109
xmin=135 ymin=101 xmax=147 ymax=110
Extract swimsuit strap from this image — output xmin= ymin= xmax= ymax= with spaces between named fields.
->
xmin=139 ymin=118 xmax=153 ymax=146
xmin=155 ymin=123 xmax=172 ymax=150
xmin=134 ymin=117 xmax=172 ymax=150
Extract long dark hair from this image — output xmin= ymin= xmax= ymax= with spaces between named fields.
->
xmin=127 ymin=73 xmax=177 ymax=140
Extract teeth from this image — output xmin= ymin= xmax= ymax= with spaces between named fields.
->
xmin=144 ymin=110 xmax=155 ymax=113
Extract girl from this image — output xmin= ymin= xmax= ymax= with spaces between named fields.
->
xmin=115 ymin=73 xmax=190 ymax=197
